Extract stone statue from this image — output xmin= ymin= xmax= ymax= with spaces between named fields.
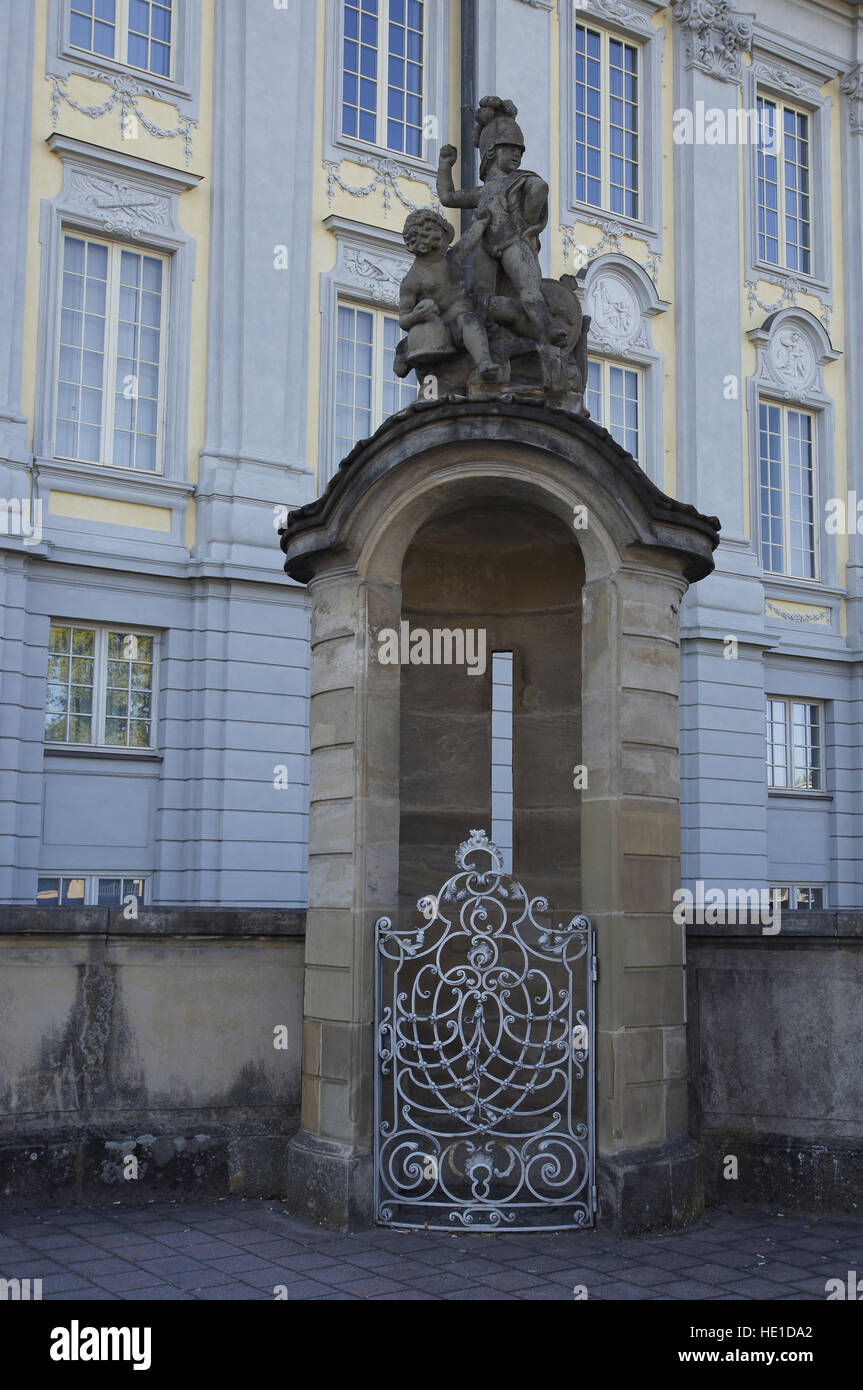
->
xmin=393 ymin=95 xmax=591 ymax=414
xmin=395 ymin=208 xmax=502 ymax=386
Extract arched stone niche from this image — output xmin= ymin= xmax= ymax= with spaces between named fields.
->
xmin=280 ymin=400 xmax=720 ymax=1233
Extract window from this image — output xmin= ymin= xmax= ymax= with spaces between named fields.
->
xmin=37 ymin=875 xmax=148 ymax=906
xmin=758 ymin=401 xmax=816 ymax=578
xmin=491 ymin=652 xmax=514 ymax=875
xmin=586 ymin=358 xmax=641 ymax=462
xmin=575 ymin=23 xmax=639 ymax=218
xmin=766 ymin=697 xmax=822 ymax=791
xmin=55 ymin=234 xmax=167 ymax=472
xmin=45 ymin=624 xmax=156 ymax=748
xmin=341 ymin=0 xmax=424 ymax=156
xmin=335 ymin=302 xmax=416 ymax=457
xmin=771 ymin=885 xmax=825 ymax=910
xmin=70 ymin=0 xmax=173 ymax=78
xmin=756 ymin=96 xmax=811 ymax=274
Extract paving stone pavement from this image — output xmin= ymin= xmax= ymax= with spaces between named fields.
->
xmin=1 ymin=1199 xmax=860 ymax=1301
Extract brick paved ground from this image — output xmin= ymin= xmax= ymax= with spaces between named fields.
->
xmin=1 ymin=1199 xmax=859 ymax=1301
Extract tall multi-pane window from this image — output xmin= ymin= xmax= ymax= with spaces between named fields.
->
xmin=342 ymin=0 xmax=424 ymax=157
xmin=766 ymin=697 xmax=822 ymax=790
xmin=55 ymin=234 xmax=166 ymax=472
xmin=756 ymin=96 xmax=811 ymax=274
xmin=70 ymin=0 xmax=172 ymax=78
xmin=586 ymin=358 xmax=641 ymax=462
xmin=335 ymin=303 xmax=416 ymax=458
xmin=758 ymin=401 xmax=816 ymax=578
xmin=45 ymin=624 xmax=156 ymax=748
xmin=491 ymin=652 xmax=514 ymax=875
xmin=575 ymin=24 xmax=639 ymax=218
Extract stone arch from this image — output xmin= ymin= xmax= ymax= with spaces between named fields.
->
xmin=280 ymin=400 xmax=718 ymax=1232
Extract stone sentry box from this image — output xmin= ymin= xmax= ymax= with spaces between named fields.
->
xmin=279 ymin=94 xmax=720 ymax=1232
xmin=279 ymin=400 xmax=719 ymax=1232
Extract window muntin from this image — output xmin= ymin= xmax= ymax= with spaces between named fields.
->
xmin=587 ymin=357 xmax=641 ymax=462
xmin=37 ymin=874 xmax=148 ymax=906
xmin=342 ymin=0 xmax=424 ymax=157
xmin=758 ymin=401 xmax=816 ymax=579
xmin=56 ymin=234 xmax=166 ymax=472
xmin=69 ymin=0 xmax=172 ymax=79
xmin=757 ymin=96 xmax=811 ymax=274
xmin=45 ymin=624 xmax=155 ymax=749
xmin=575 ymin=24 xmax=639 ymax=219
xmin=335 ymin=302 xmax=416 ymax=458
xmin=766 ymin=697 xmax=822 ymax=791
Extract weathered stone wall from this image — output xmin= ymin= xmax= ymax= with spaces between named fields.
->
xmin=687 ymin=914 xmax=863 ymax=1212
xmin=0 ymin=907 xmax=305 ymax=1205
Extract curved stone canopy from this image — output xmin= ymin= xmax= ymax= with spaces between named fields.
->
xmin=280 ymin=399 xmax=721 ymax=585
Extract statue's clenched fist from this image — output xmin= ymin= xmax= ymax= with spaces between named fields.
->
xmin=438 ymin=144 xmax=458 ymax=168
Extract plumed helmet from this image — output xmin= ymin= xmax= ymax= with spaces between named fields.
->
xmin=473 ymin=95 xmax=525 ymax=170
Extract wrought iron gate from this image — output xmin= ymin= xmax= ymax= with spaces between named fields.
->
xmin=374 ymin=829 xmax=595 ymax=1230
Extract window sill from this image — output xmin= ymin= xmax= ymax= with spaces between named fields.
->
xmin=35 ymin=456 xmax=194 ymax=503
xmin=329 ymin=135 xmax=440 ymax=181
xmin=58 ymin=46 xmax=193 ymax=106
xmin=767 ymin=790 xmax=831 ymax=802
xmin=44 ymin=745 xmax=162 ymax=762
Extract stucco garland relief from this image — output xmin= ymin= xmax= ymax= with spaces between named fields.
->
xmin=48 ymin=71 xmax=196 ymax=164
xmin=324 ymin=155 xmax=440 ymax=216
xmin=751 ymin=60 xmax=821 ymax=105
xmin=745 ymin=277 xmax=831 ymax=333
xmin=342 ymin=246 xmax=406 ymax=307
xmin=672 ymin=0 xmax=754 ymax=83
xmin=561 ymin=220 xmax=661 ymax=288
xmin=841 ymin=64 xmax=863 ymax=136
xmin=584 ymin=0 xmax=652 ymax=33
xmin=69 ymin=171 xmax=171 ymax=239
xmin=765 ymin=600 xmax=831 ymax=627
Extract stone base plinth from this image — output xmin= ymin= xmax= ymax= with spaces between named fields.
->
xmin=598 ymin=1137 xmax=703 ymax=1234
xmin=283 ymin=1131 xmax=374 ymax=1231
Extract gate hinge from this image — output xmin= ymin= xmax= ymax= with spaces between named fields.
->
xmin=591 ymin=1184 xmax=598 ymax=1212
xmin=590 ymin=954 xmax=598 ymax=982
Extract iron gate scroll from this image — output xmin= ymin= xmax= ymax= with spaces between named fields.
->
xmin=374 ymin=829 xmax=595 ymax=1230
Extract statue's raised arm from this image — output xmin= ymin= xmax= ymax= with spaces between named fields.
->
xmin=436 ymin=145 xmax=478 ymax=209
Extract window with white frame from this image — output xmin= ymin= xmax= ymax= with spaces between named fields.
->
xmin=55 ymin=233 xmax=167 ymax=472
xmin=37 ymin=874 xmax=148 ymax=906
xmin=766 ymin=697 xmax=822 ymax=791
xmin=491 ymin=652 xmax=514 ymax=875
xmin=45 ymin=623 xmax=157 ymax=749
xmin=770 ymin=884 xmax=825 ymax=910
xmin=758 ymin=400 xmax=816 ymax=579
xmin=756 ymin=96 xmax=811 ymax=275
xmin=69 ymin=0 xmax=173 ymax=78
xmin=575 ymin=23 xmax=640 ymax=219
xmin=341 ymin=0 xmax=424 ymax=157
xmin=586 ymin=357 xmax=641 ymax=462
xmin=335 ymin=301 xmax=416 ymax=458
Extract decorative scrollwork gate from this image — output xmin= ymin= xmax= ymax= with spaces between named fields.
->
xmin=374 ymin=829 xmax=595 ymax=1230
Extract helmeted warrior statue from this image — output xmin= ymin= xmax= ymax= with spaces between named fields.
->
xmin=393 ymin=96 xmax=591 ymax=412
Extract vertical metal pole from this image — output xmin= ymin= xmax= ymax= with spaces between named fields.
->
xmin=460 ymin=0 xmax=477 ymax=242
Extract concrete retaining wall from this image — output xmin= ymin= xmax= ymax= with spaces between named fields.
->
xmin=0 ymin=907 xmax=305 ymax=1205
xmin=687 ymin=912 xmax=863 ymax=1213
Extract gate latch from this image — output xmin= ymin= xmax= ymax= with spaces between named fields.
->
xmin=572 ymin=1024 xmax=588 ymax=1056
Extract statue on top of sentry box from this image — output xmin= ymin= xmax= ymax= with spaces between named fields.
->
xmin=393 ymin=95 xmax=591 ymax=413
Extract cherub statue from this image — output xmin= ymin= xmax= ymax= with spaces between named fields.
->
xmin=436 ymin=95 xmax=567 ymax=348
xmin=396 ymin=207 xmax=501 ymax=382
